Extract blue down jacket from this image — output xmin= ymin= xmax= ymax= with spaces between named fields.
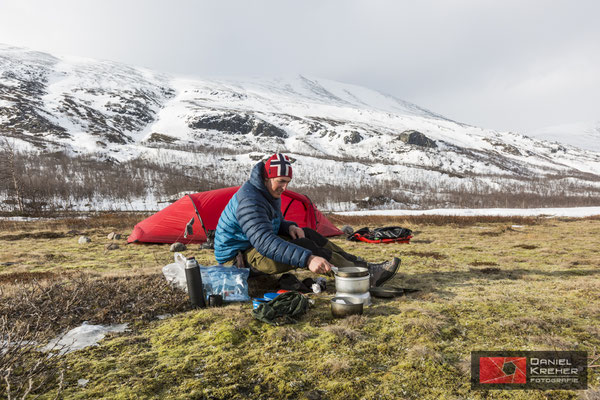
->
xmin=214 ymin=162 xmax=312 ymax=268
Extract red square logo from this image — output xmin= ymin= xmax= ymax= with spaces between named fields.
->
xmin=479 ymin=357 xmax=527 ymax=384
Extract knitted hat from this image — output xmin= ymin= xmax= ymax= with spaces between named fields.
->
xmin=264 ymin=153 xmax=293 ymax=179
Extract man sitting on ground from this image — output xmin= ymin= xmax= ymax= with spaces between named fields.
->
xmin=214 ymin=153 xmax=399 ymax=287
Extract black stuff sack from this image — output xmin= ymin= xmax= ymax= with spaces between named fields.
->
xmin=347 ymin=226 xmax=413 ymax=244
xmin=278 ymin=273 xmax=312 ymax=293
xmin=252 ymin=291 xmax=309 ymax=326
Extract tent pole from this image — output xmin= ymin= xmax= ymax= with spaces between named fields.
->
xmin=307 ymin=196 xmax=318 ymax=230
xmin=282 ymin=198 xmax=295 ymax=219
xmin=187 ymin=194 xmax=208 ymax=238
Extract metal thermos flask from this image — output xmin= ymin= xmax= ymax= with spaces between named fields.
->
xmin=185 ymin=257 xmax=206 ymax=308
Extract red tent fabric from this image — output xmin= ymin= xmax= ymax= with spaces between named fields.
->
xmin=128 ymin=187 xmax=343 ymax=244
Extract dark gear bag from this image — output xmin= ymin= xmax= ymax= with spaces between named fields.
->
xmin=252 ymin=291 xmax=309 ymax=325
xmin=347 ymin=226 xmax=413 ymax=244
xmin=278 ymin=273 xmax=312 ymax=293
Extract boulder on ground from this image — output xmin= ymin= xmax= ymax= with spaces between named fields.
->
xmin=341 ymin=225 xmax=354 ymax=235
xmin=107 ymin=232 xmax=122 ymax=240
xmin=105 ymin=243 xmax=120 ymax=250
xmin=78 ymin=236 xmax=91 ymax=244
xmin=398 ymin=130 xmax=438 ymax=148
xmin=170 ymin=242 xmax=187 ymax=252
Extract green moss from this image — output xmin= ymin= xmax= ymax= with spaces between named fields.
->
xmin=4 ymin=218 xmax=600 ymax=399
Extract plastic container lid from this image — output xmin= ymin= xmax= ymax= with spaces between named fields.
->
xmin=263 ymin=292 xmax=280 ymax=301
xmin=252 ymin=298 xmax=269 ymax=309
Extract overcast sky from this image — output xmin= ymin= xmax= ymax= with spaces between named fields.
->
xmin=1 ymin=0 xmax=599 ymax=133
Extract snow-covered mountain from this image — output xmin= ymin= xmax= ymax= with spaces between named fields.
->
xmin=528 ymin=121 xmax=600 ymax=153
xmin=2 ymin=43 xmax=600 ymax=210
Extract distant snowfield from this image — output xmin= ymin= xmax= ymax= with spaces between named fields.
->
xmin=2 ymin=206 xmax=600 ymax=221
xmin=336 ymin=206 xmax=600 ymax=218
xmin=529 ymin=121 xmax=600 ymax=153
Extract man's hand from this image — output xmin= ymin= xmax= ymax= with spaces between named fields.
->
xmin=289 ymin=225 xmax=305 ymax=240
xmin=307 ymin=255 xmax=333 ymax=275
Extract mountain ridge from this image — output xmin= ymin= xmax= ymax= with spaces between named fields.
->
xmin=1 ymin=43 xmax=600 ymax=211
xmin=529 ymin=121 xmax=600 ymax=153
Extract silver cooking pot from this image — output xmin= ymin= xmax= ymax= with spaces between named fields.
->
xmin=332 ymin=266 xmax=370 ymax=294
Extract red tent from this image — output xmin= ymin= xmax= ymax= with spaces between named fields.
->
xmin=128 ymin=187 xmax=343 ymax=244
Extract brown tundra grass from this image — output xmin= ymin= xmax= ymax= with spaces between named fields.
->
xmin=0 ymin=213 xmax=599 ymax=399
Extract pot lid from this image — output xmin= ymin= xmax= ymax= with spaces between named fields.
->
xmin=335 ymin=266 xmax=369 ymax=277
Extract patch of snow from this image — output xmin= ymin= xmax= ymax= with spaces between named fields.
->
xmin=0 ymin=98 xmax=14 ymax=108
xmin=0 ymin=215 xmax=90 ymax=222
xmin=0 ymin=137 xmax=39 ymax=153
xmin=43 ymin=322 xmax=128 ymax=355
xmin=336 ymin=206 xmax=600 ymax=218
xmin=1 ymin=339 xmax=37 ymax=355
xmin=528 ymin=121 xmax=600 ymax=153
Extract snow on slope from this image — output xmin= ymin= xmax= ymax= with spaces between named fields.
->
xmin=0 ymin=43 xmax=174 ymax=160
xmin=337 ymin=206 xmax=600 ymax=218
xmin=147 ymin=73 xmax=600 ymax=178
xmin=1 ymin=44 xmax=597 ymax=168
xmin=2 ymin=44 xmax=600 ymax=209
xmin=528 ymin=121 xmax=600 ymax=153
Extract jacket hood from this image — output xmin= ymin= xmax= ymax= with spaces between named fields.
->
xmin=247 ymin=161 xmax=281 ymax=209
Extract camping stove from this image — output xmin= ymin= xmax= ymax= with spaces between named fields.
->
xmin=334 ymin=274 xmax=371 ymax=306
xmin=334 ymin=290 xmax=371 ymax=306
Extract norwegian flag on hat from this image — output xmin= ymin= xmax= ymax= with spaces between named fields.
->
xmin=265 ymin=153 xmax=293 ymax=179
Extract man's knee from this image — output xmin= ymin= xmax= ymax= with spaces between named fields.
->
xmin=291 ymin=237 xmax=332 ymax=260
xmin=291 ymin=237 xmax=314 ymax=248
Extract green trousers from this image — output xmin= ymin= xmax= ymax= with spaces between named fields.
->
xmin=242 ymin=229 xmax=362 ymax=275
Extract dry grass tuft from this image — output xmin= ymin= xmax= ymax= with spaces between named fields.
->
xmin=404 ymin=251 xmax=448 ymax=260
xmin=0 ymin=317 xmax=66 ymax=399
xmin=231 ymin=312 xmax=257 ymax=331
xmin=513 ymin=244 xmax=538 ymax=250
xmin=338 ymin=314 xmax=366 ymax=329
xmin=578 ymin=305 xmax=600 ymax=319
xmin=581 ymin=388 xmax=600 ymax=400
xmin=469 ymin=261 xmax=499 ymax=267
xmin=324 ymin=325 xmax=361 ymax=342
xmin=0 ymin=231 xmax=69 ymax=241
xmin=468 ymin=267 xmax=502 ymax=274
xmin=402 ymin=317 xmax=445 ymax=338
xmin=320 ymin=357 xmax=352 ymax=377
xmin=529 ymin=335 xmax=576 ymax=350
xmin=0 ymin=270 xmax=60 ymax=284
xmin=406 ymin=344 xmax=443 ymax=363
xmin=0 ymin=272 xmax=190 ymax=337
xmin=513 ymin=316 xmax=551 ymax=331
xmin=478 ymin=229 xmax=505 ymax=237
xmin=456 ymin=356 xmax=472 ymax=377
xmin=275 ymin=327 xmax=311 ymax=343
xmin=0 ymin=212 xmax=150 ymax=231
xmin=584 ymin=325 xmax=600 ymax=337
